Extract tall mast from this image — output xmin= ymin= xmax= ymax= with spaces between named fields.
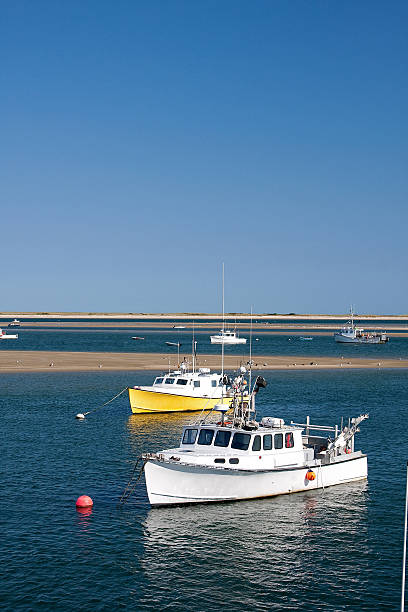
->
xmin=192 ymin=320 xmax=195 ymax=373
xmin=249 ymin=305 xmax=253 ymax=415
xmin=221 ymin=262 xmax=225 ymax=381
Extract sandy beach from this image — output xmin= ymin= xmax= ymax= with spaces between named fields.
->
xmin=0 ymin=350 xmax=407 ymax=373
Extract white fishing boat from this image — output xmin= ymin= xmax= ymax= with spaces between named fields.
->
xmin=173 ymin=325 xmax=186 ymax=329
xmin=334 ymin=308 xmax=388 ymax=344
xmin=8 ymin=319 xmax=20 ymax=328
xmin=135 ymin=374 xmax=368 ymax=506
xmin=0 ymin=328 xmax=18 ymax=339
xmin=210 ymin=329 xmax=247 ymax=345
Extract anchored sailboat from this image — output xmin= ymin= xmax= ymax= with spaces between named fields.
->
xmin=210 ymin=265 xmax=247 ymax=345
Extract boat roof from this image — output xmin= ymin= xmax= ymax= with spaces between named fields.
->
xmin=183 ymin=421 xmax=302 ymax=434
xmin=156 ymin=367 xmax=221 ymax=379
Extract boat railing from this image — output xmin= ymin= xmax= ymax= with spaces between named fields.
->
xmin=290 ymin=416 xmax=338 ymax=438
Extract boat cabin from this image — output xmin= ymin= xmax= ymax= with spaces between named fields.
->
xmin=143 ymin=367 xmax=231 ymax=398
xmin=164 ymin=417 xmax=339 ymax=469
xmin=167 ymin=419 xmax=314 ymax=471
xmin=179 ymin=424 xmax=303 ymax=454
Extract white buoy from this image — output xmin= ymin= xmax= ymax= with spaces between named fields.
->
xmin=75 ymin=413 xmax=86 ymax=419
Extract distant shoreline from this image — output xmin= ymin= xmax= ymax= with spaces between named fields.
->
xmin=1 ymin=312 xmax=408 ymax=321
xmin=0 ymin=350 xmax=407 ymax=373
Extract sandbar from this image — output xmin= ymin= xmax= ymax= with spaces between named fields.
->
xmin=0 ymin=350 xmax=407 ymax=373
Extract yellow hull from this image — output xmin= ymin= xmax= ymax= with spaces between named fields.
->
xmin=128 ymin=388 xmax=239 ymax=414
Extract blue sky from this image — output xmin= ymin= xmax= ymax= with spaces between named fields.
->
xmin=1 ymin=1 xmax=407 ymax=314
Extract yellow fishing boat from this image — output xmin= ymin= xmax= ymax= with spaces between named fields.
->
xmin=128 ymin=366 xmax=249 ymax=414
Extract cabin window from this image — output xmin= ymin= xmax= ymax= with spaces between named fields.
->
xmin=229 ymin=458 xmax=239 ymax=464
xmin=211 ymin=380 xmax=217 ymax=388
xmin=285 ymin=432 xmax=294 ymax=448
xmin=252 ymin=435 xmax=261 ymax=451
xmin=214 ymin=458 xmax=225 ymax=464
xmin=214 ymin=430 xmax=231 ymax=447
xmin=164 ymin=378 xmax=175 ymax=384
xmin=274 ymin=433 xmax=283 ymax=449
xmin=154 ymin=377 xmax=164 ymax=385
xmin=193 ymin=381 xmax=201 ymax=388
xmin=231 ymin=433 xmax=251 ymax=451
xmin=263 ymin=435 xmax=272 ymax=450
xmin=197 ymin=429 xmax=215 ymax=445
xmin=176 ymin=379 xmax=188 ymax=385
xmin=182 ymin=429 xmax=198 ymax=444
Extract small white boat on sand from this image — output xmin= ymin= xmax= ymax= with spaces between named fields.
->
xmin=0 ymin=328 xmax=18 ymax=339
xmin=8 ymin=319 xmax=20 ymax=328
xmin=122 ymin=373 xmax=368 ymax=507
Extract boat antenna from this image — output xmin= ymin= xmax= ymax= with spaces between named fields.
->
xmin=249 ymin=305 xmax=253 ymax=406
xmin=221 ymin=262 xmax=225 ymax=382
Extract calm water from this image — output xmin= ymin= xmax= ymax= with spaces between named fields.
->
xmin=1 ymin=316 xmax=407 ymax=325
xmin=2 ymin=369 xmax=408 ymax=610
xmin=2 ymin=328 xmax=408 ymax=360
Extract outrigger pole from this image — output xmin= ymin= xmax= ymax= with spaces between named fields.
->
xmin=192 ymin=321 xmax=196 ymax=373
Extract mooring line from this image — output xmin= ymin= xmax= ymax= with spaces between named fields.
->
xmin=75 ymin=386 xmax=128 ymax=419
xmin=118 ymin=457 xmax=148 ymax=506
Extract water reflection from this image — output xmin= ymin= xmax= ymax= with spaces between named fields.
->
xmin=76 ymin=506 xmax=93 ymax=517
xmin=136 ymin=482 xmax=369 ymax=611
xmin=75 ymin=506 xmax=94 ymax=540
xmin=126 ymin=412 xmax=199 ymax=457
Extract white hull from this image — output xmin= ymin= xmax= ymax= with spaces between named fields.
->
xmin=145 ymin=454 xmax=367 ymax=506
xmin=334 ymin=333 xmax=381 ymax=344
xmin=210 ymin=337 xmax=247 ymax=345
xmin=0 ymin=334 xmax=18 ymax=339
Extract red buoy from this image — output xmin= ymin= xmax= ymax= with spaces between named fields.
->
xmin=76 ymin=495 xmax=93 ymax=508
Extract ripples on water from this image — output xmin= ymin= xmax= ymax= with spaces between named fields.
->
xmin=2 ymin=369 xmax=408 ymax=610
xmin=1 ymin=328 xmax=408 ymax=360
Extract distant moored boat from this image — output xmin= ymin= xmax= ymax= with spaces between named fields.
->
xmin=210 ymin=329 xmax=247 ymax=345
xmin=334 ymin=308 xmax=388 ymax=344
xmin=0 ymin=328 xmax=18 ymax=339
